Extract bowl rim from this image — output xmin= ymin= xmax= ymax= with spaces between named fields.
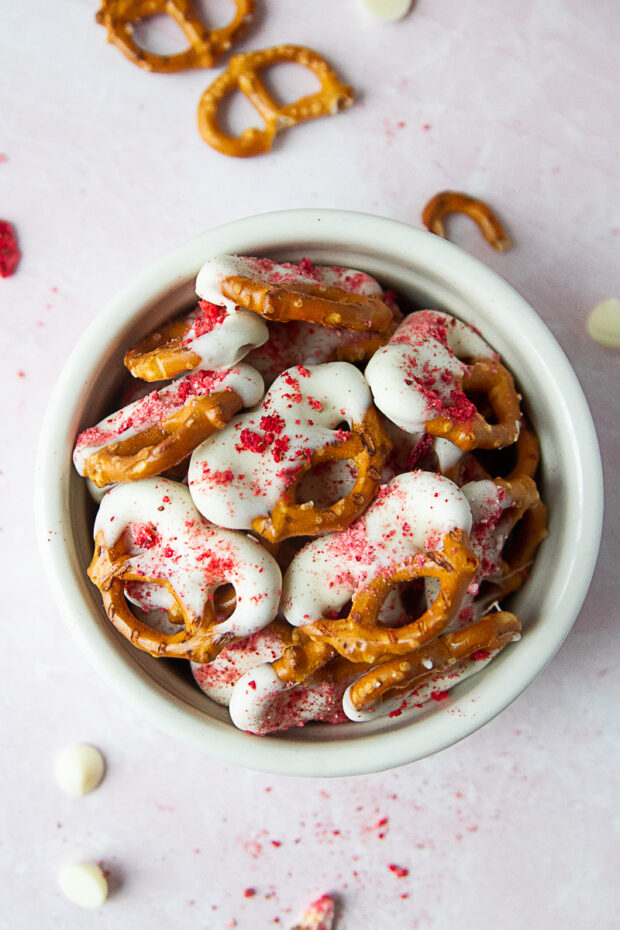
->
xmin=34 ymin=208 xmax=604 ymax=777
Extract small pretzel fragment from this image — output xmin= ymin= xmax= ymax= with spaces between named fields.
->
xmin=221 ymin=276 xmax=393 ymax=334
xmin=197 ymin=45 xmax=354 ymax=157
xmin=95 ymin=0 xmax=254 ymax=72
xmin=422 ymin=191 xmax=512 ymax=252
xmin=347 ymin=611 xmax=521 ymax=710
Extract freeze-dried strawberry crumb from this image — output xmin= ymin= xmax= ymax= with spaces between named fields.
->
xmin=189 ymin=300 xmax=227 ymax=338
xmin=259 ymin=414 xmax=285 ymax=436
xmin=388 ymin=863 xmax=409 ymax=878
xmin=237 ymin=429 xmax=267 ymax=453
xmin=431 ymin=690 xmax=449 ymax=702
xmin=131 ymin=522 xmax=159 ymax=548
xmin=471 ymin=650 xmax=490 ymax=661
xmin=0 ymin=220 xmax=20 ymax=278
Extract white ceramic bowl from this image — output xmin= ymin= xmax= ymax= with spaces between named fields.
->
xmin=35 ymin=209 xmax=603 ymax=777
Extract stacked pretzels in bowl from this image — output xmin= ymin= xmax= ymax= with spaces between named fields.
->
xmin=72 ymin=250 xmax=547 ymax=737
xmin=36 ymin=211 xmax=603 ymax=774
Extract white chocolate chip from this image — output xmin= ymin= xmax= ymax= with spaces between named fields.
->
xmin=361 ymin=0 xmax=412 ymax=21
xmin=422 ymin=657 xmax=434 ymax=670
xmin=57 ymin=863 xmax=108 ymax=908
xmin=54 ymin=744 xmax=105 ymax=796
xmin=587 ymin=298 xmax=620 ymax=348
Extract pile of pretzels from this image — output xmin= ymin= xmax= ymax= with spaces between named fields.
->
xmin=74 ymin=255 xmax=546 ymax=734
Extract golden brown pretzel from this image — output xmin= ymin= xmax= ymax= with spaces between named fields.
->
xmin=425 ymin=357 xmax=522 ymax=451
xmin=347 ymin=610 xmax=522 ymax=710
xmin=252 ymin=406 xmax=392 ymax=544
xmin=490 ymin=476 xmax=547 ymax=599
xmin=89 ymin=533 xmax=239 ymax=662
xmin=301 ymin=529 xmax=478 ymax=665
xmin=95 ymin=0 xmax=254 ymax=72
xmin=221 ymin=276 xmax=394 ymax=334
xmin=197 ymin=45 xmax=354 ymax=157
xmin=125 ymin=315 xmax=202 ymax=381
xmin=83 ymin=388 xmax=243 ymax=488
xmin=422 ymin=191 xmax=512 ymax=252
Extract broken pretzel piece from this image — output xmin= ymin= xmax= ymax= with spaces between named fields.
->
xmin=422 ymin=190 xmax=512 ymax=252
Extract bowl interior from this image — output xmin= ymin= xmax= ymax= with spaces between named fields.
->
xmin=40 ymin=212 xmax=602 ymax=776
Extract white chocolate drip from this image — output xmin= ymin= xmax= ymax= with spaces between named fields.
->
xmin=188 ymin=362 xmax=372 ymax=530
xmin=93 ymin=478 xmax=281 ymax=639
xmin=281 ymin=471 xmax=472 ymax=627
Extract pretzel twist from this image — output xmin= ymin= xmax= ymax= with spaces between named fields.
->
xmin=221 ymin=276 xmax=394 ymax=334
xmin=89 ymin=532 xmax=237 ymax=662
xmin=302 ymin=529 xmax=478 ymax=665
xmin=422 ymin=191 xmax=512 ymax=252
xmin=82 ymin=388 xmax=243 ymax=488
xmin=197 ymin=45 xmax=354 ymax=157
xmin=95 ymin=0 xmax=254 ymax=72
xmin=347 ymin=610 xmax=522 ymax=710
xmin=253 ymin=406 xmax=391 ymax=543
xmin=425 ymin=357 xmax=522 ymax=451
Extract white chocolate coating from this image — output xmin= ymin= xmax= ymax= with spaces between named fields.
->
xmin=73 ymin=365 xmax=264 ymax=475
xmin=281 ymin=471 xmax=472 ymax=627
xmin=229 ymin=662 xmax=350 ymax=735
xmin=188 ymin=362 xmax=372 ymax=530
xmin=93 ymin=479 xmax=281 ymax=639
xmin=191 ymin=624 xmax=289 ymax=706
xmin=57 ymin=863 xmax=109 ymax=908
xmin=181 ymin=300 xmax=269 ymax=370
xmin=54 ymin=744 xmax=105 ymax=796
xmin=365 ymin=310 xmax=494 ymax=434
xmin=196 ymin=254 xmax=385 ymax=313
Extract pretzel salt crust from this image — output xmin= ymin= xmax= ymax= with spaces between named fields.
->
xmin=125 ymin=301 xmax=268 ymax=382
xmin=282 ymin=471 xmax=477 ymax=664
xmin=188 ymin=362 xmax=391 ymax=543
xmin=365 ymin=311 xmax=522 ymax=451
xmin=73 ymin=365 xmax=263 ymax=488
xmin=88 ymin=480 xmax=281 ymax=663
xmin=422 ymin=190 xmax=512 ymax=252
xmin=95 ymin=0 xmax=254 ymax=73
xmin=343 ymin=610 xmax=521 ymax=717
xmin=197 ymin=45 xmax=354 ymax=157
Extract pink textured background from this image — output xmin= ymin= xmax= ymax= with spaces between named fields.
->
xmin=1 ymin=1 xmax=618 ymax=927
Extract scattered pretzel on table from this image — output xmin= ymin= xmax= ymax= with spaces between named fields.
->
xmin=88 ymin=480 xmax=282 ymax=663
xmin=95 ymin=0 xmax=254 ymax=72
xmin=197 ymin=44 xmax=354 ymax=157
xmin=422 ymin=191 xmax=512 ymax=252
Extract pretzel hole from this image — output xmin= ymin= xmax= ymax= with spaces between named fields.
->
xmin=296 ymin=459 xmax=358 ymax=507
xmin=471 ymin=444 xmax=519 ymax=479
xmin=259 ymin=62 xmax=323 ymax=108
xmin=194 ymin=0 xmax=242 ymax=28
xmin=463 ymin=387 xmax=497 ymax=423
xmin=379 ymin=579 xmax=432 ymax=628
xmin=217 ymin=88 xmax=266 ymax=135
xmin=132 ymin=15 xmax=192 ymax=55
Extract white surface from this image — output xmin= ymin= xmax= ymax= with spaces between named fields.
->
xmin=1 ymin=1 xmax=619 ymax=928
